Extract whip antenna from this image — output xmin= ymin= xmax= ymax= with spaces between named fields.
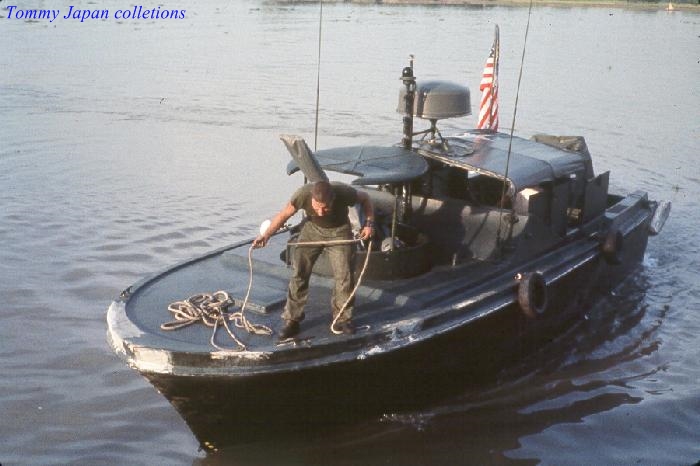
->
xmin=497 ymin=0 xmax=534 ymax=243
xmin=313 ymin=0 xmax=323 ymax=151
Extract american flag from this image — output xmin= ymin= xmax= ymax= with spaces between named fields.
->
xmin=477 ymin=25 xmax=500 ymax=131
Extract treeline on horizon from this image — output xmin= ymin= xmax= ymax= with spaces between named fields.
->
xmin=273 ymin=0 xmax=700 ymax=6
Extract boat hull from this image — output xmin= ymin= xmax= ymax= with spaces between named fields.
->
xmin=135 ymin=213 xmax=651 ymax=448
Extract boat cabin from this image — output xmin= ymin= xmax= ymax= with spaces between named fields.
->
xmin=283 ymin=70 xmax=613 ymax=281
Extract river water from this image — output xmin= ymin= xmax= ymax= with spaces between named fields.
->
xmin=1 ymin=0 xmax=698 ymax=464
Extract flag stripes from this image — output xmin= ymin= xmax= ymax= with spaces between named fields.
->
xmin=477 ymin=25 xmax=499 ymax=131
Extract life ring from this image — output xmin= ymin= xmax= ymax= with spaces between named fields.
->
xmin=601 ymin=228 xmax=624 ymax=265
xmin=517 ymin=271 xmax=548 ymax=319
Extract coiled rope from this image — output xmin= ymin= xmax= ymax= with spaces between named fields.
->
xmin=161 ymin=246 xmax=272 ymax=351
xmin=162 ymin=236 xmax=373 ymax=349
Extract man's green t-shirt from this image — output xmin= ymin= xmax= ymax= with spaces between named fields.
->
xmin=291 ymin=182 xmax=359 ymax=229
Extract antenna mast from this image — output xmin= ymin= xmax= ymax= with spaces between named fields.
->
xmin=497 ymin=0 xmax=534 ymax=244
xmin=313 ymin=0 xmax=323 ymax=151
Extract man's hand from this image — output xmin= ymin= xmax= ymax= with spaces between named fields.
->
xmin=359 ymin=222 xmax=374 ymax=241
xmin=252 ymin=235 xmax=268 ymax=249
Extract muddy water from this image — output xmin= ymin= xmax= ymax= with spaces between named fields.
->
xmin=1 ymin=1 xmax=698 ymax=464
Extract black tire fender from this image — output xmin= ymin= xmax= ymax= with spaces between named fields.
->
xmin=518 ymin=271 xmax=548 ymax=319
xmin=602 ymin=228 xmax=624 ymax=265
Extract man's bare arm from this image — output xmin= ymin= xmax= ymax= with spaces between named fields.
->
xmin=357 ymin=191 xmax=375 ymax=240
xmin=252 ymin=202 xmax=297 ymax=248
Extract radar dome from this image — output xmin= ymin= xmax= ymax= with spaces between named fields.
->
xmin=398 ymin=80 xmax=471 ymax=120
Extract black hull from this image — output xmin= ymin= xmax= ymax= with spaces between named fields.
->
xmin=145 ymin=221 xmax=650 ymax=449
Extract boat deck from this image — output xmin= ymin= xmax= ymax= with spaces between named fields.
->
xmin=120 ymin=231 xmax=497 ymax=359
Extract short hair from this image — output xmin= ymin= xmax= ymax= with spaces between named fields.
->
xmin=311 ymin=181 xmax=335 ymax=204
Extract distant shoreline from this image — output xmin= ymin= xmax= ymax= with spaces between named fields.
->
xmin=274 ymin=0 xmax=700 ymax=11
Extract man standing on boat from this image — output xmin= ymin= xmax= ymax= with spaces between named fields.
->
xmin=253 ymin=180 xmax=375 ymax=339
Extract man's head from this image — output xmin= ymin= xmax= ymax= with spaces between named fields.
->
xmin=311 ymin=181 xmax=335 ymax=216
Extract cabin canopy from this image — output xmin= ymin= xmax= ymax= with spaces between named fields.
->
xmin=286 ymin=145 xmax=429 ymax=186
xmin=285 ymin=131 xmax=592 ymax=193
xmin=418 ymin=131 xmax=593 ymax=194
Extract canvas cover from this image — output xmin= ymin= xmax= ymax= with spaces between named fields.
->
xmin=284 ymin=131 xmax=591 ymax=192
xmin=286 ymin=144 xmax=429 ymax=186
xmin=418 ymin=131 xmax=592 ymax=193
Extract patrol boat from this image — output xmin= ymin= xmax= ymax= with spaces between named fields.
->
xmin=107 ymin=63 xmax=670 ymax=448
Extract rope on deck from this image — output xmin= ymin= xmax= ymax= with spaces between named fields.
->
xmin=161 ymin=237 xmax=373 ymax=349
xmin=161 ymin=246 xmax=272 ymax=351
